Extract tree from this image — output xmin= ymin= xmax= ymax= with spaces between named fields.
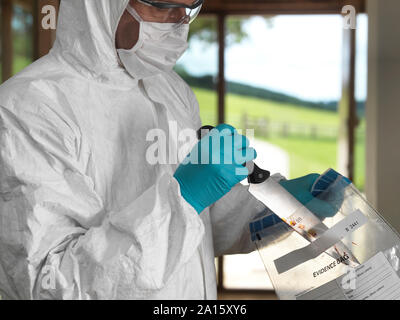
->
xmin=189 ymin=15 xmax=273 ymax=46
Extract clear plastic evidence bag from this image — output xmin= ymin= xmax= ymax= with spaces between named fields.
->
xmin=249 ymin=169 xmax=400 ymax=300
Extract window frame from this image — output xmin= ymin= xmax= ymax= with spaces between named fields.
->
xmin=200 ymin=0 xmax=365 ymax=295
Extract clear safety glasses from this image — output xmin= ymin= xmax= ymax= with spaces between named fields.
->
xmin=132 ymin=0 xmax=203 ymax=26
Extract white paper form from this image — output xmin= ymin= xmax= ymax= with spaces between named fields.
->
xmin=297 ymin=252 xmax=400 ymax=300
xmin=275 ymin=209 xmax=367 ymax=274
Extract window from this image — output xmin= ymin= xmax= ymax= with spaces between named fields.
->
xmin=12 ymin=2 xmax=34 ymax=74
xmin=179 ymin=8 xmax=367 ymax=293
xmin=0 ymin=0 xmax=34 ymax=83
xmin=224 ymin=14 xmax=344 ymax=290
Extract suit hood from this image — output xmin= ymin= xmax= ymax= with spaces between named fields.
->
xmin=52 ymin=0 xmax=130 ymax=82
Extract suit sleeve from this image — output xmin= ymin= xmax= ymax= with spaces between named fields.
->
xmin=209 ymin=184 xmax=266 ymax=256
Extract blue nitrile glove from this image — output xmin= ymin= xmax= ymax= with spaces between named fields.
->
xmin=279 ymin=174 xmax=339 ymax=219
xmin=174 ymin=124 xmax=257 ymax=214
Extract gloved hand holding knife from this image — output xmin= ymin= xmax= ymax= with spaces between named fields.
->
xmin=174 ymin=124 xmax=335 ymax=219
xmin=174 ymin=124 xmax=257 ymax=214
xmin=174 ymin=124 xmax=358 ymax=270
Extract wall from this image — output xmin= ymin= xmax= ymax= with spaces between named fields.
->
xmin=366 ymin=0 xmax=400 ymax=231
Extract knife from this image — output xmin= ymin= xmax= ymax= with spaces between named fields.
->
xmin=197 ymin=125 xmax=359 ymax=270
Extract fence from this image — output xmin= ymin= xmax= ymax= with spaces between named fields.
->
xmin=240 ymin=114 xmax=339 ymax=140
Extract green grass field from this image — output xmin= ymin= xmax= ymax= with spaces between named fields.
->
xmin=13 ymin=55 xmax=32 ymax=74
xmin=0 ymin=55 xmax=32 ymax=82
xmin=192 ymin=87 xmax=366 ymax=190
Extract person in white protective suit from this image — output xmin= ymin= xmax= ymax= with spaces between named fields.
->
xmin=0 ymin=0 xmax=273 ymax=300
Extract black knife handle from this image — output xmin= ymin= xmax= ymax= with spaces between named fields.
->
xmin=196 ymin=125 xmax=270 ymax=184
xmin=196 ymin=125 xmax=215 ymax=140
xmin=248 ymin=162 xmax=270 ymax=184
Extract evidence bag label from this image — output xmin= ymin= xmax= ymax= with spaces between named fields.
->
xmin=297 ymin=251 xmax=400 ymax=300
xmin=274 ymin=209 xmax=368 ymax=274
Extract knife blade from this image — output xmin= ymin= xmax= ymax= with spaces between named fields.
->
xmin=248 ymin=175 xmax=360 ymax=270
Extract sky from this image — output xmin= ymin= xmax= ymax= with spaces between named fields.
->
xmin=178 ymin=14 xmax=368 ymax=102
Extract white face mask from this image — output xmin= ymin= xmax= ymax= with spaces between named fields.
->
xmin=117 ymin=5 xmax=189 ymax=80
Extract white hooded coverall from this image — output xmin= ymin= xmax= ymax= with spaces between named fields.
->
xmin=0 ymin=0 xmax=267 ymax=299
